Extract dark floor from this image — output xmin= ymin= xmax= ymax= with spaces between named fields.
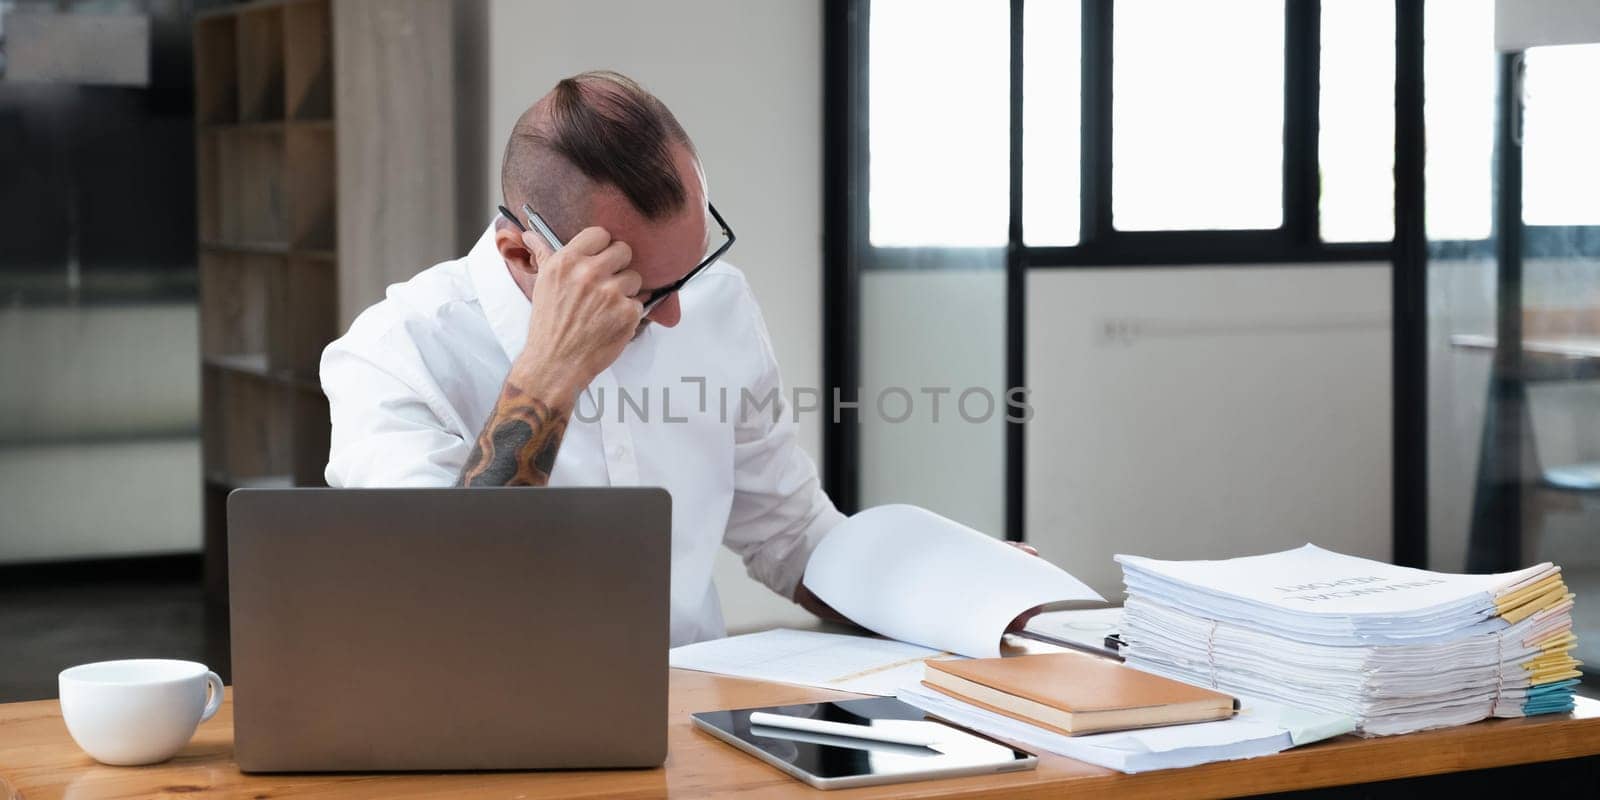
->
xmin=0 ymin=576 xmax=230 ymax=703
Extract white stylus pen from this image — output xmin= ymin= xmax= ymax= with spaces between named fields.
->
xmin=748 ymin=712 xmax=941 ymax=748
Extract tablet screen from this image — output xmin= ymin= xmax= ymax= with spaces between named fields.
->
xmin=692 ymin=697 xmax=1034 ymax=787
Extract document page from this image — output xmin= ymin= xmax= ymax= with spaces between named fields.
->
xmin=669 ymin=628 xmax=951 ymax=696
xmin=803 ymin=505 xmax=1104 ymax=658
xmin=1118 ymin=544 xmax=1549 ymax=617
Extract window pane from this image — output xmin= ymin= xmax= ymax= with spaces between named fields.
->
xmin=1423 ymin=0 xmax=1494 ymax=241
xmin=1112 ymin=0 xmax=1283 ymax=231
xmin=1022 ymin=0 xmax=1080 ymax=246
xmin=869 ymin=0 xmax=1008 ymax=247
xmin=1319 ymin=0 xmax=1393 ymax=243
xmin=1522 ymin=44 xmax=1600 ymax=227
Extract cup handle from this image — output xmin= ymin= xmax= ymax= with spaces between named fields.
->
xmin=200 ymin=671 xmax=224 ymax=723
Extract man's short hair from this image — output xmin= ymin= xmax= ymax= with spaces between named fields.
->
xmin=500 ymin=71 xmax=695 ymax=238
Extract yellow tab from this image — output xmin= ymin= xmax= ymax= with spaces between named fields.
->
xmin=1496 ymin=573 xmax=1564 ymax=611
xmin=1496 ymin=577 xmax=1566 ymax=616
xmin=1524 ymin=649 xmax=1579 ymax=665
xmin=1498 ymin=564 xmax=1560 ymax=596
xmin=1526 ymin=658 xmax=1580 ymax=677
xmin=1537 ymin=632 xmax=1578 ymax=653
xmin=1499 ymin=582 xmax=1569 ymax=624
xmin=1526 ymin=654 xmax=1577 ymax=674
xmin=1523 ymin=655 xmax=1578 ymax=675
xmin=1530 ymin=668 xmax=1583 ymax=686
xmin=1527 ymin=628 xmax=1575 ymax=650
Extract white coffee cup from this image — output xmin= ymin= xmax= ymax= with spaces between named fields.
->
xmin=58 ymin=659 xmax=224 ymax=766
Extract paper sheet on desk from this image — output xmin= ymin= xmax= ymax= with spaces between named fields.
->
xmin=802 ymin=505 xmax=1104 ymax=658
xmin=669 ymin=629 xmax=955 ymax=696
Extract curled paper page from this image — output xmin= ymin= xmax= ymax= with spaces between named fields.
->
xmin=803 ymin=505 xmax=1104 ymax=658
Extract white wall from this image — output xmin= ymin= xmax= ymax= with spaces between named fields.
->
xmin=0 ymin=305 xmax=198 ymax=443
xmin=852 ymin=264 xmax=1394 ymax=599
xmin=1024 ymin=266 xmax=1393 ymax=598
xmin=0 ymin=304 xmax=201 ymax=562
xmin=0 ymin=440 xmax=201 ymax=561
xmin=859 ymin=268 xmax=1007 ymax=537
xmin=484 ymin=0 xmax=824 ymax=630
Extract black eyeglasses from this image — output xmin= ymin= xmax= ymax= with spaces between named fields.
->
xmin=497 ymin=202 xmax=735 ymax=313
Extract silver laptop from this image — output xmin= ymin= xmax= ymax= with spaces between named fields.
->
xmin=227 ymin=487 xmax=671 ymax=772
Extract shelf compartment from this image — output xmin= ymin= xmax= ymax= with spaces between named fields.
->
xmin=216 ymin=127 xmax=288 ymax=245
xmin=236 ymin=7 xmax=286 ymax=123
xmin=201 ymin=367 xmax=224 ymax=475
xmin=200 ymin=250 xmax=281 ymax=365
xmin=285 ymin=0 xmax=333 ymax=121
xmin=272 ymin=256 xmax=337 ymax=378
xmin=286 ymin=125 xmax=336 ymax=251
xmin=194 ymin=15 xmax=238 ymax=125
xmin=291 ymin=389 xmax=331 ymax=486
xmin=203 ymin=480 xmax=228 ymax=603
xmin=205 ymin=470 xmax=293 ymax=490
xmin=197 ymin=130 xmax=221 ymax=241
xmin=211 ymin=367 xmax=295 ymax=482
xmin=200 ymin=240 xmax=289 ymax=256
xmin=201 ymin=250 xmax=331 ymax=380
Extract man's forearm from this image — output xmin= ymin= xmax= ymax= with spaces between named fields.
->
xmin=456 ymin=378 xmax=573 ymax=487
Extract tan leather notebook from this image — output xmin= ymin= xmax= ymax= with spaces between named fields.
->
xmin=923 ymin=652 xmax=1236 ymax=736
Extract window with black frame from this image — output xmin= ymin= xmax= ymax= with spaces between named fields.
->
xmin=829 ymin=0 xmax=1409 ymax=545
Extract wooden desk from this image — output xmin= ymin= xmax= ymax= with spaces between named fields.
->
xmin=3 ymin=671 xmax=1598 ymax=799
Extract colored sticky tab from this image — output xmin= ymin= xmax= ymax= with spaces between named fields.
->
xmin=1539 ymin=633 xmax=1578 ymax=654
xmin=1526 ymin=678 xmax=1581 ymax=697
xmin=1523 ymin=650 xmax=1580 ymax=668
xmin=1523 ymin=696 xmax=1576 ymax=716
xmin=1499 ymin=582 xmax=1569 ymax=624
xmin=1526 ymin=626 xmax=1575 ymax=649
xmin=1528 ymin=668 xmax=1583 ymax=685
xmin=1495 ymin=573 xmax=1563 ymax=611
xmin=1496 ymin=564 xmax=1560 ymax=598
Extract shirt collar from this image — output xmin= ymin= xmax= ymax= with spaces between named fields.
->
xmin=465 ymin=222 xmax=532 ymax=363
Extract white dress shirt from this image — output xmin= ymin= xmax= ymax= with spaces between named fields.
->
xmin=321 ymin=224 xmax=845 ymax=646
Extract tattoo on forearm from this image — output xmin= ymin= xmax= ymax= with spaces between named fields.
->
xmin=456 ymin=386 xmax=570 ymax=487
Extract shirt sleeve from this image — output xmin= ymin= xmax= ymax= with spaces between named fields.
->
xmin=721 ymin=282 xmax=848 ymax=601
xmin=321 ymin=335 xmax=471 ymax=488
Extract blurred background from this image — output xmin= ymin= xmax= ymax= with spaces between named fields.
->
xmin=0 ymin=0 xmax=1596 ymax=702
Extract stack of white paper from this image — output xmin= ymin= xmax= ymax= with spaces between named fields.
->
xmin=1116 ymin=545 xmax=1581 ymax=736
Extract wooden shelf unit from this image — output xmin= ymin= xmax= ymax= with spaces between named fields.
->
xmin=194 ymin=0 xmax=469 ymax=604
xmin=195 ymin=0 xmax=336 ymax=604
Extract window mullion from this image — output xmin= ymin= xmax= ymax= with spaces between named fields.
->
xmin=1285 ymin=0 xmax=1321 ymax=245
xmin=1079 ymin=0 xmax=1113 ymax=247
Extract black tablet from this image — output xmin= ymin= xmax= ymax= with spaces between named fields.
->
xmin=691 ymin=697 xmax=1036 ymax=790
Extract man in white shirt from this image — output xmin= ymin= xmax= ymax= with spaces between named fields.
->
xmin=322 ymin=71 xmax=849 ymax=646
xmin=323 ymin=71 xmax=1037 ymax=647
